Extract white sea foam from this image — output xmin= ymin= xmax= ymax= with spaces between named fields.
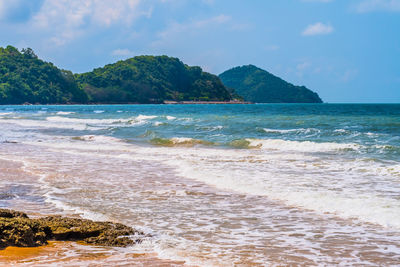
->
xmin=166 ymin=116 xmax=176 ymax=120
xmin=71 ymin=135 xmax=123 ymax=144
xmin=46 ymin=116 xmax=126 ymax=125
xmin=136 ymin=115 xmax=157 ymax=120
xmin=263 ymin=128 xmax=320 ymax=134
xmin=247 ymin=138 xmax=360 ymax=152
xmin=170 ymin=137 xmax=194 ymax=143
xmin=0 ymin=118 xmax=97 ymax=131
xmin=56 ymin=111 xmax=75 ymax=115
xmin=44 ymin=114 xmax=157 ymax=127
xmin=263 ymin=128 xmax=302 ymax=134
xmin=93 ymin=110 xmax=105 ymax=113
xmin=5 ymin=133 xmax=400 ymax=266
xmin=154 ymin=122 xmax=165 ymax=126
xmin=161 ymin=149 xmax=400 ymax=229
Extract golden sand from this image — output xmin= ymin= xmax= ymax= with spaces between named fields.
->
xmin=0 ymin=241 xmax=188 ymax=266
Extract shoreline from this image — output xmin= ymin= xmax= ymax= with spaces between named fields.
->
xmin=163 ymin=100 xmax=253 ymax=104
xmin=0 ymin=241 xmax=188 ymax=266
xmin=0 ymin=207 xmax=189 ymax=266
xmin=2 ymin=100 xmax=254 ymax=106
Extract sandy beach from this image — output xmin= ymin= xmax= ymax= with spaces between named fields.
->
xmin=1 ymin=104 xmax=400 ymax=266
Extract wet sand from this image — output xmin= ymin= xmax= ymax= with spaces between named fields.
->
xmin=0 ymin=159 xmax=189 ymax=266
xmin=0 ymin=241 xmax=187 ymax=266
xmin=1 ymin=143 xmax=400 ymax=266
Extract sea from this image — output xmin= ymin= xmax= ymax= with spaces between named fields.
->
xmin=0 ymin=103 xmax=399 ymax=266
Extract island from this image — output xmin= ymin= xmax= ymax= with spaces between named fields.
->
xmin=219 ymin=65 xmax=323 ymax=103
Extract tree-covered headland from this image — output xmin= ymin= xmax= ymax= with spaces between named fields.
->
xmin=0 ymin=46 xmax=323 ymax=104
xmin=219 ymin=65 xmax=322 ymax=103
xmin=0 ymin=46 xmax=87 ymax=104
xmin=76 ymin=55 xmax=232 ymax=103
xmin=0 ymin=46 xmax=232 ymax=104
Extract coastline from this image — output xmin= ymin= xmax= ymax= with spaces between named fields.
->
xmin=10 ymin=100 xmax=254 ymax=105
xmin=163 ymin=100 xmax=253 ymax=104
xmin=0 ymin=156 xmax=189 ymax=266
xmin=1 ymin=104 xmax=400 ymax=265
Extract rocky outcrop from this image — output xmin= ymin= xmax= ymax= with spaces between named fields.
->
xmin=0 ymin=209 xmax=144 ymax=249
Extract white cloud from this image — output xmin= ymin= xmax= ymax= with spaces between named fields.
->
xmin=302 ymin=22 xmax=333 ymax=36
xmin=31 ymin=0 xmax=143 ymax=45
xmin=154 ymin=14 xmax=231 ymax=47
xmin=355 ymin=0 xmax=400 ymax=13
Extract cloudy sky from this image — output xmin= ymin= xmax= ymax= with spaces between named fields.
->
xmin=0 ymin=0 xmax=399 ymax=103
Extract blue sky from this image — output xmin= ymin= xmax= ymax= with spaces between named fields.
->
xmin=0 ymin=0 xmax=399 ymax=103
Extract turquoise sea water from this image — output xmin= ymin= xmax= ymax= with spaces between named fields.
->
xmin=1 ymin=104 xmax=400 ymax=265
xmin=1 ymin=103 xmax=399 ymax=150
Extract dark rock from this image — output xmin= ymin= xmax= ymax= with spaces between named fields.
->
xmin=0 ymin=209 xmax=144 ymax=249
xmin=0 ymin=216 xmax=51 ymax=248
xmin=0 ymin=209 xmax=28 ymax=218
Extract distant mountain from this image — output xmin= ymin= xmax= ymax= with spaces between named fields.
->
xmin=76 ymin=55 xmax=232 ymax=104
xmin=0 ymin=46 xmax=88 ymax=104
xmin=0 ymin=46 xmax=233 ymax=105
xmin=219 ymin=65 xmax=322 ymax=103
xmin=0 ymin=46 xmax=321 ymax=105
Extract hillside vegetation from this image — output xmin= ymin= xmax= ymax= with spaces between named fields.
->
xmin=0 ymin=46 xmax=232 ymax=104
xmin=219 ymin=65 xmax=322 ymax=103
xmin=0 ymin=46 xmax=322 ymax=105
xmin=76 ymin=55 xmax=232 ymax=103
xmin=0 ymin=46 xmax=87 ymax=104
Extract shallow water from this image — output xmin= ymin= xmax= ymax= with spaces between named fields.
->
xmin=1 ymin=104 xmax=400 ymax=266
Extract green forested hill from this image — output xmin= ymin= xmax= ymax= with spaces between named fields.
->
xmin=0 ymin=46 xmax=88 ymax=104
xmin=219 ymin=65 xmax=323 ymax=103
xmin=76 ymin=56 xmax=232 ymax=103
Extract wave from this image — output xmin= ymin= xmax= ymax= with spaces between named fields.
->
xmin=56 ymin=111 xmax=75 ymax=115
xmin=46 ymin=114 xmax=157 ymax=126
xmin=136 ymin=115 xmax=157 ymax=120
xmin=150 ymin=137 xmax=213 ymax=147
xmin=46 ymin=116 xmax=128 ymax=125
xmin=229 ymin=139 xmax=260 ymax=149
xmin=263 ymin=128 xmax=320 ymax=134
xmin=154 ymin=122 xmax=167 ymax=126
xmin=375 ymin=145 xmax=400 ymax=155
xmin=17 ymin=131 xmax=400 ymax=230
xmin=0 ymin=118 xmax=97 ymax=131
xmin=71 ymin=135 xmax=123 ymax=143
xmin=244 ymin=138 xmax=360 ymax=152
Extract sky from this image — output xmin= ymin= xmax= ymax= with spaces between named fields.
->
xmin=0 ymin=0 xmax=399 ymax=103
